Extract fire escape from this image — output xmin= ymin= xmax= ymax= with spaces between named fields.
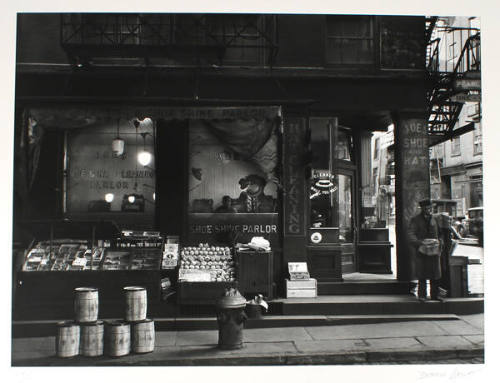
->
xmin=426 ymin=18 xmax=481 ymax=144
xmin=60 ymin=14 xmax=279 ymax=67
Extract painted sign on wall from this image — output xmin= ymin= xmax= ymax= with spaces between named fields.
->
xmin=283 ymin=117 xmax=306 ymax=236
xmin=395 ymin=117 xmax=430 ymax=279
xmin=399 ymin=118 xmax=430 ymax=224
xmin=187 ymin=213 xmax=279 ymax=247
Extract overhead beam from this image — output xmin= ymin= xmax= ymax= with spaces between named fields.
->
xmin=428 ymin=121 xmax=475 ymax=146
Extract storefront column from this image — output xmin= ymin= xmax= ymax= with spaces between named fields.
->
xmin=393 ymin=112 xmax=430 ymax=281
xmin=282 ymin=115 xmax=308 ymax=268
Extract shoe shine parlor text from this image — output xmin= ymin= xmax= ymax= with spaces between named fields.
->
xmin=190 ymin=224 xmax=278 ymax=234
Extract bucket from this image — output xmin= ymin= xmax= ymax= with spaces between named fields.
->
xmin=105 ymin=320 xmax=130 ymax=357
xmin=124 ymin=286 xmax=147 ymax=322
xmin=74 ymin=287 xmax=99 ymax=323
xmin=56 ymin=321 xmax=80 ymax=358
xmin=245 ymin=303 xmax=263 ymax=319
xmin=131 ymin=319 xmax=155 ymax=354
xmin=80 ymin=320 xmax=104 ymax=357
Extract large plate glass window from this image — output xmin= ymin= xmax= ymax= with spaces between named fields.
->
xmin=65 ymin=119 xmax=156 ymax=227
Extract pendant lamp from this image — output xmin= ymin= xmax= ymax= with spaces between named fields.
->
xmin=112 ymin=118 xmax=125 ymax=157
xmin=137 ymin=132 xmax=152 ymax=166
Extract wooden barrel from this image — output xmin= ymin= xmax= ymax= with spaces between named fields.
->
xmin=74 ymin=287 xmax=99 ymax=323
xmin=56 ymin=321 xmax=80 ymax=358
xmin=105 ymin=320 xmax=130 ymax=357
xmin=80 ymin=320 xmax=104 ymax=357
xmin=131 ymin=319 xmax=155 ymax=354
xmin=123 ymin=286 xmax=147 ymax=322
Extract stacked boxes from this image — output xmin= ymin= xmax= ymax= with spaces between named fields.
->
xmin=285 ymin=262 xmax=317 ymax=298
xmin=285 ymin=278 xmax=318 ymax=298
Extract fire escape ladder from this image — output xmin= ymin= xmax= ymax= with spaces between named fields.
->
xmin=60 ymin=14 xmax=279 ymax=67
xmin=427 ymin=30 xmax=480 ymax=138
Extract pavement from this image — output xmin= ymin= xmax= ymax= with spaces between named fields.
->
xmin=11 ymin=313 xmax=484 ymax=366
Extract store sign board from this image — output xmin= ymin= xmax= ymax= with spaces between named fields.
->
xmin=187 ymin=213 xmax=279 ymax=247
xmin=450 ymin=93 xmax=481 ymax=103
xmin=283 ymin=117 xmax=306 ymax=236
xmin=453 ymin=79 xmax=481 ymax=91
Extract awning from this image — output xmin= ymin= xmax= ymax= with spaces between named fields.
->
xmin=27 ymin=106 xmax=282 ymax=129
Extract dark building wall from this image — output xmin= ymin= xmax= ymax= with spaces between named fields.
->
xmin=16 ymin=13 xmax=425 ymax=73
xmin=17 ymin=14 xmax=68 ymax=64
xmin=275 ymin=15 xmax=325 ymax=67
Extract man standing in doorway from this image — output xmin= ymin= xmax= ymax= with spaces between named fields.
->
xmin=408 ymin=199 xmax=442 ymax=301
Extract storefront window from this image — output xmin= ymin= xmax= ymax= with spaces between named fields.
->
xmin=188 ymin=120 xmax=278 ymax=214
xmin=65 ymin=119 xmax=155 ymax=225
xmin=338 ymin=174 xmax=353 ymax=242
xmin=308 ymin=118 xmax=355 ymax=244
xmin=336 ymin=129 xmax=353 ymax=161
xmin=309 ymin=118 xmax=338 ymax=229
xmin=187 ymin=117 xmax=279 ymax=246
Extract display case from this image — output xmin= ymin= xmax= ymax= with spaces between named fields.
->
xmin=13 ymin=220 xmax=167 ymax=320
xmin=176 ymin=243 xmax=237 ymax=305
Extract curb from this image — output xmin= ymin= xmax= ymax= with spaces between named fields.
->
xmin=12 ymin=346 xmax=484 ymax=366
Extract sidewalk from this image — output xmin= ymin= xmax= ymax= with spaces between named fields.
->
xmin=11 ymin=314 xmax=484 ymax=366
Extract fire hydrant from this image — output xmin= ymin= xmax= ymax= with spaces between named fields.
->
xmin=216 ymin=287 xmax=247 ymax=350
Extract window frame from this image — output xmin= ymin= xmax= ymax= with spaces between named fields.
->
xmin=450 ymin=136 xmax=461 ymax=157
xmin=325 ymin=15 xmax=376 ymax=66
xmin=473 ymin=125 xmax=482 ymax=156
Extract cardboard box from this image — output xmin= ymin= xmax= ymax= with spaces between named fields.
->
xmin=285 ymin=278 xmax=317 ymax=298
xmin=286 ymin=289 xmax=317 ymax=298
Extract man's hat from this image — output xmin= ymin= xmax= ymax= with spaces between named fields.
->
xmin=418 ymin=199 xmax=433 ymax=207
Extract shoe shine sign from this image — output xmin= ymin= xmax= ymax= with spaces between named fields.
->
xmin=187 ymin=213 xmax=279 ymax=248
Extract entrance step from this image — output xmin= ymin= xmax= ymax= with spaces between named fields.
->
xmin=273 ymin=295 xmax=484 ymax=316
xmin=318 ymin=280 xmax=410 ymax=295
xmin=12 ymin=313 xmax=461 ymax=338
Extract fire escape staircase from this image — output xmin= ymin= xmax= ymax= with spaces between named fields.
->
xmin=426 ymin=26 xmax=481 ymax=143
xmin=60 ymin=14 xmax=279 ymax=66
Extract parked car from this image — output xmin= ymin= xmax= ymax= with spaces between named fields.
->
xmin=466 ymin=207 xmax=483 ymax=245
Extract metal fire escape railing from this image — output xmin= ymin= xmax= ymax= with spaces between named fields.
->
xmin=60 ymin=14 xmax=279 ymax=66
xmin=427 ymin=28 xmax=481 ymax=138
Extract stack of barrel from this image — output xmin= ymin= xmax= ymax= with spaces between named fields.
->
xmin=56 ymin=287 xmax=103 ymax=358
xmin=55 ymin=286 xmax=155 ymax=358
xmin=118 ymin=286 xmax=155 ymax=355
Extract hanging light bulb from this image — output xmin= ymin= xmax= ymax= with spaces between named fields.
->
xmin=137 ymin=150 xmax=152 ymax=166
xmin=137 ymin=131 xmax=152 ymax=166
xmin=105 ymin=193 xmax=114 ymax=203
xmin=112 ymin=118 xmax=125 ymax=157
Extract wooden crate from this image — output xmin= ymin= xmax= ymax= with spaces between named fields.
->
xmin=285 ymin=278 xmax=317 ymax=298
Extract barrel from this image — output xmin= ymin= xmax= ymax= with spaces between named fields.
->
xmin=131 ymin=319 xmax=155 ymax=354
xmin=56 ymin=321 xmax=80 ymax=358
xmin=74 ymin=287 xmax=99 ymax=323
xmin=105 ymin=320 xmax=130 ymax=357
xmin=123 ymin=286 xmax=147 ymax=322
xmin=80 ymin=320 xmax=104 ymax=357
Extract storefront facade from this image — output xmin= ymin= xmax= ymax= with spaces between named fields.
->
xmin=13 ymin=13 xmax=432 ymax=314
